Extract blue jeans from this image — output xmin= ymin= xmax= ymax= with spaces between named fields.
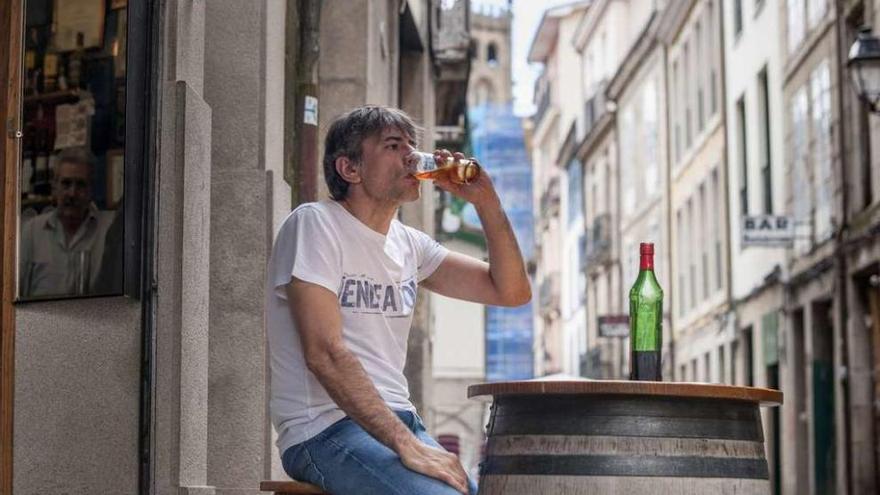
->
xmin=282 ymin=410 xmax=478 ymax=495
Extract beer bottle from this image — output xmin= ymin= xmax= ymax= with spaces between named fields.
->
xmin=409 ymin=152 xmax=479 ymax=184
xmin=629 ymin=242 xmax=663 ymax=381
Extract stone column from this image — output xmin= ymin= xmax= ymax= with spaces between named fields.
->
xmin=203 ymin=1 xmax=273 ymax=493
xmin=153 ymin=1 xmax=215 ymax=494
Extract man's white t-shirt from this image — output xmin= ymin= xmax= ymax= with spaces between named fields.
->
xmin=266 ymin=200 xmax=449 ymax=453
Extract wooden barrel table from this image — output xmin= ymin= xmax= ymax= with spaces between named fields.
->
xmin=469 ymin=380 xmax=783 ymax=495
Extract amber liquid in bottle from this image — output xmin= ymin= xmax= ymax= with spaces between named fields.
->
xmin=411 ymin=154 xmax=479 ymax=184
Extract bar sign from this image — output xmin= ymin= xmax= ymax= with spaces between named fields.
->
xmin=742 ymin=215 xmax=794 ymax=247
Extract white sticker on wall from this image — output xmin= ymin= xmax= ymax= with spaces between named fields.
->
xmin=304 ymin=96 xmax=318 ymax=126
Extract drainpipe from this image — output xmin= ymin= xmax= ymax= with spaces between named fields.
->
xmin=661 ymin=35 xmax=675 ymax=379
xmin=285 ymin=0 xmax=322 ymax=205
xmin=718 ymin=0 xmax=734 ymax=339
xmin=833 ymin=0 xmax=853 ymax=491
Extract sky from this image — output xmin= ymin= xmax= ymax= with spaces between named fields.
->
xmin=474 ymin=0 xmax=580 ymax=116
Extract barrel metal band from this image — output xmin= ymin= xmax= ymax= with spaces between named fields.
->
xmin=480 ymin=454 xmax=770 ymax=479
xmin=490 ymin=395 xmax=763 ymax=441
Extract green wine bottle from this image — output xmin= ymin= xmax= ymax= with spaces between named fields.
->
xmin=629 ymin=242 xmax=663 ymax=381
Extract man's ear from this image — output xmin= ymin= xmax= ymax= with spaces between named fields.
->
xmin=335 ymin=156 xmax=362 ymax=185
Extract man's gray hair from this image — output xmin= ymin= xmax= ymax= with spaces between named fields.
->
xmin=54 ymin=147 xmax=97 ymax=180
xmin=323 ymin=106 xmax=421 ymax=200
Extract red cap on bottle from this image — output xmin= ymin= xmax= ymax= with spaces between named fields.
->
xmin=640 ymin=242 xmax=654 ymax=270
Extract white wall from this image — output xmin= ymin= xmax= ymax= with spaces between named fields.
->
xmin=432 ymin=239 xmax=486 ymax=378
xmin=723 ymin=0 xmax=786 ymax=300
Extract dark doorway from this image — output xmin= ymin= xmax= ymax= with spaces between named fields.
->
xmin=812 ymin=300 xmax=836 ymax=495
xmin=792 ymin=307 xmax=809 ymax=494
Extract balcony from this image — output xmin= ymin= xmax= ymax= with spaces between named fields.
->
xmin=583 ymin=80 xmax=608 ymax=140
xmin=538 ymin=177 xmax=560 ymax=233
xmin=534 ymin=86 xmax=552 ymax=127
xmin=538 ymin=271 xmax=560 ymax=317
xmin=431 ymin=0 xmax=471 ymax=147
xmin=540 ymin=176 xmax=560 ymax=217
xmin=584 ymin=213 xmax=612 ymax=270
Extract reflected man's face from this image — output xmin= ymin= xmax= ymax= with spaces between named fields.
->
xmin=52 ymin=161 xmax=92 ymax=222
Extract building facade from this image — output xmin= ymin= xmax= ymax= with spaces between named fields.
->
xmin=575 ymin=0 xmax=656 ymax=379
xmin=606 ymin=8 xmax=671 ymax=380
xmin=527 ymin=1 xmax=591 ymax=377
xmin=657 ymin=0 xmax=730 ymax=388
xmin=0 ymin=1 xmax=470 ymax=493
xmin=778 ymin=0 xmax=880 ymax=493
xmin=721 ymin=0 xmax=788 ymax=490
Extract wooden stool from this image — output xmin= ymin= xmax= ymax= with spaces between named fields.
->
xmin=260 ymin=480 xmax=328 ymax=495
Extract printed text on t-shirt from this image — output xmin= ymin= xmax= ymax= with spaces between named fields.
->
xmin=338 ymin=274 xmax=417 ymax=317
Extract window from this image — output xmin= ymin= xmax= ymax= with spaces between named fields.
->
xmin=807 ymin=0 xmax=827 ymax=30
xmin=684 ymin=42 xmax=692 ymax=148
xmin=620 ymin=108 xmax=636 ymax=216
xmin=17 ymin=0 xmax=146 ymax=300
xmin=791 ymin=87 xmax=811 ymax=254
xmin=699 ymin=183 xmax=708 ymax=300
xmin=758 ymin=67 xmax=773 ymax=214
xmin=691 ymin=359 xmax=698 ymax=382
xmin=707 ymin=2 xmax=718 ymax=116
xmin=704 ymin=352 xmax=712 ymax=382
xmin=787 ymin=0 xmax=806 ymax=53
xmin=810 ymin=61 xmax=833 ymax=241
xmin=487 ymin=42 xmax=498 ymax=65
xmin=696 ymin=22 xmax=705 ymax=131
xmin=677 ymin=209 xmax=686 ymax=317
xmin=643 ymin=80 xmax=659 ymax=197
xmin=719 ymin=345 xmax=727 ymax=383
xmin=734 ymin=0 xmax=744 ymax=36
xmin=672 ymin=60 xmax=681 ymax=162
xmin=680 ymin=364 xmax=687 ymax=382
xmin=567 ymin=159 xmax=583 ymax=228
xmin=712 ymin=169 xmax=723 ymax=291
xmin=687 ymin=199 xmax=696 ymax=309
xmin=732 ymin=340 xmax=740 ymax=384
xmin=569 ymin=242 xmax=581 ymax=313
xmin=744 ymin=327 xmax=754 ymax=387
xmin=737 ymin=97 xmax=749 ymax=215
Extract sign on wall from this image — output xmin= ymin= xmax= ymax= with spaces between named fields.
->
xmin=598 ymin=315 xmax=630 ymax=338
xmin=742 ymin=215 xmax=794 ymax=247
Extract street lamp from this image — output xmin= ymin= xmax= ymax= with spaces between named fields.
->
xmin=847 ymin=27 xmax=880 ymax=113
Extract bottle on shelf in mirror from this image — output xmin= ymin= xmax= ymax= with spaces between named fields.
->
xmin=21 ymin=120 xmax=35 ymax=198
xmin=32 ymin=105 xmax=51 ymax=197
xmin=42 ymin=52 xmax=59 ymax=93
xmin=24 ymin=27 xmax=40 ymax=96
xmin=68 ymin=32 xmax=85 ymax=89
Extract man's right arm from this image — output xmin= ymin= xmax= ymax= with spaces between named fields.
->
xmin=286 ymin=278 xmax=469 ymax=494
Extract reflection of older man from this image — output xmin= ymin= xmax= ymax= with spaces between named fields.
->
xmin=19 ymin=147 xmax=116 ymax=298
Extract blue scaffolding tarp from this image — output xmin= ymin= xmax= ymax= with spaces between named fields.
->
xmin=468 ymin=103 xmax=535 ymax=381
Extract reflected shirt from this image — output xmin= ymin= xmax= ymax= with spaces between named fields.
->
xmin=18 ymin=204 xmax=116 ymax=298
